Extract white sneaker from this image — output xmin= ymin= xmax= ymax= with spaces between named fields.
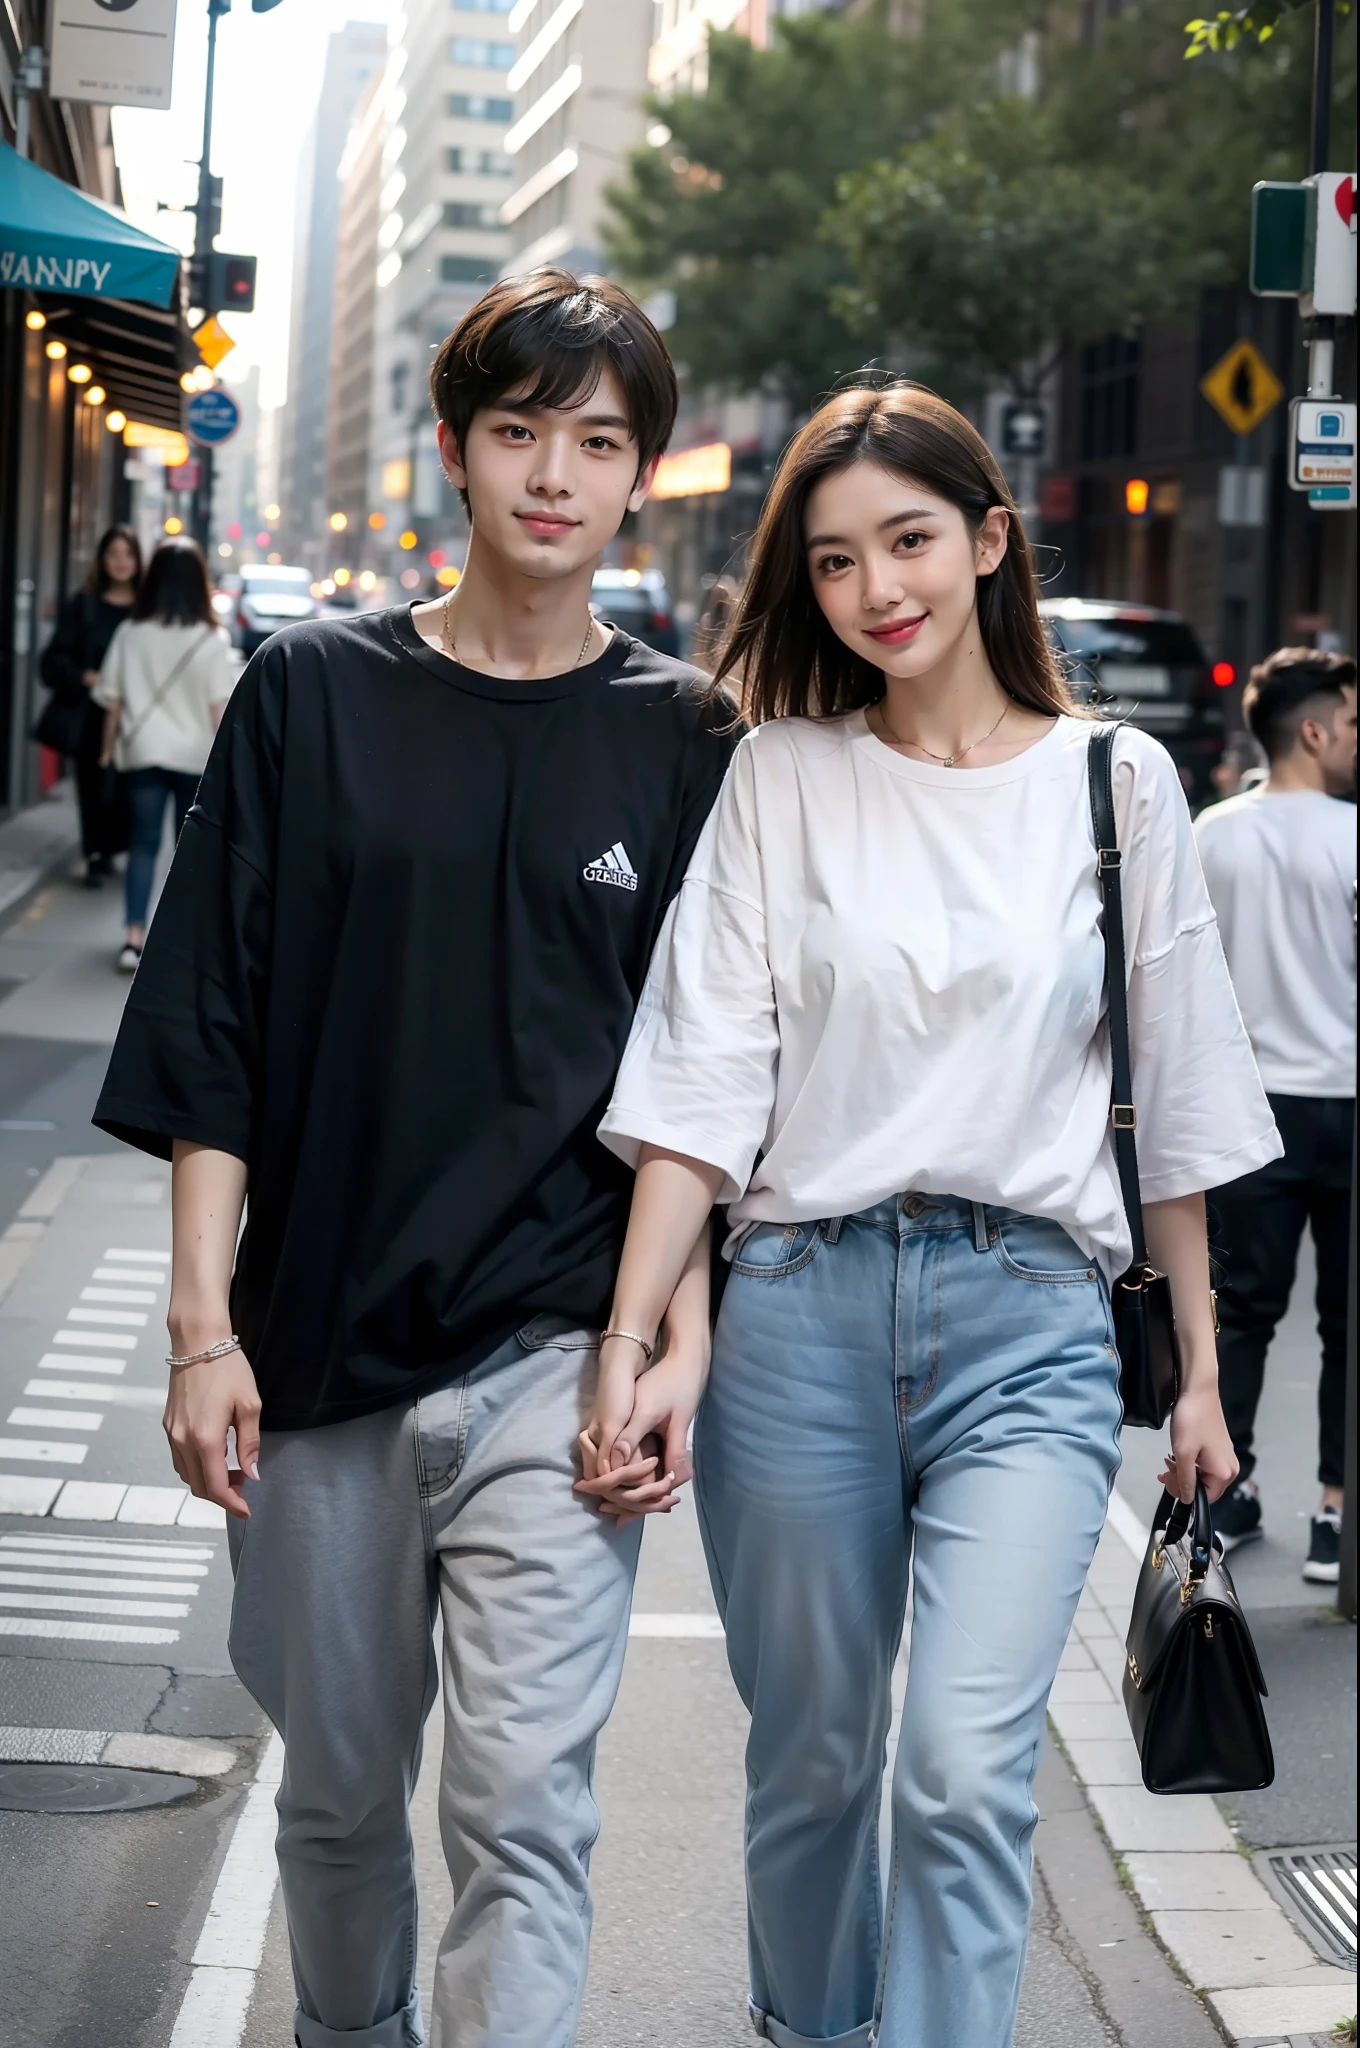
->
xmin=116 ymin=944 xmax=141 ymax=975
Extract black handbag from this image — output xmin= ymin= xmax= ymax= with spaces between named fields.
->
xmin=32 ymin=690 xmax=92 ymax=757
xmin=1087 ymin=725 xmax=1182 ymax=1429
xmin=1123 ymin=1479 xmax=1274 ymax=1794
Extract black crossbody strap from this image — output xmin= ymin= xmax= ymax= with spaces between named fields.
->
xmin=1087 ymin=723 xmax=1149 ymax=1270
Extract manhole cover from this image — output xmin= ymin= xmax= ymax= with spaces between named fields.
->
xmin=0 ymin=1764 xmax=197 ymax=1813
xmin=1256 ymin=1844 xmax=1357 ymax=1966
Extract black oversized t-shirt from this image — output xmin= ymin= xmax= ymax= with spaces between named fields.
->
xmin=94 ymin=606 xmax=735 ymax=1428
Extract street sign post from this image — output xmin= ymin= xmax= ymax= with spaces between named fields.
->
xmin=1288 ymin=398 xmax=1357 ymax=506
xmin=193 ymin=314 xmax=236 ymax=369
xmin=1250 ymin=182 xmax=1311 ymax=296
xmin=1001 ymin=402 xmax=1046 ymax=460
xmin=1303 ymin=171 xmax=1357 ymax=318
xmin=185 ymin=386 xmax=241 ymax=447
xmin=49 ymin=0 xmax=179 ymax=111
xmin=1200 ymin=340 xmax=1285 ymax=437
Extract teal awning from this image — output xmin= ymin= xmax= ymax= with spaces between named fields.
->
xmin=0 ymin=141 xmax=181 ymax=309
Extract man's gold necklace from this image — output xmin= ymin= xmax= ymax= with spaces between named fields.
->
xmin=441 ymin=589 xmax=596 ymax=672
xmin=875 ymin=697 xmax=1010 ymax=769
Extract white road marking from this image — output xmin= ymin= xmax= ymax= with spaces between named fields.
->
xmin=80 ymin=1287 xmax=157 ymax=1305
xmin=0 ymin=1591 xmax=190 ymax=1617
xmin=7 ymin=1408 xmax=103 ymax=1431
xmin=628 ymin=1612 xmax=725 ymax=1638
xmin=0 ymin=1439 xmax=88 ymax=1465
xmin=66 ymin=1307 xmax=147 ymax=1326
xmin=35 ymin=1351 xmax=126 ymax=1374
xmin=92 ymin=1267 xmax=165 ymax=1284
xmin=0 ymin=1616 xmax=179 ymax=1644
xmin=0 ymin=1569 xmax=200 ymax=1597
xmin=52 ymin=1330 xmax=136 ymax=1349
xmin=168 ymin=1731 xmax=285 ymax=2046
xmin=52 ymin=1482 xmax=128 ymax=1519
xmin=119 ymin=1485 xmax=188 ymax=1524
xmin=24 ymin=1380 xmax=163 ymax=1407
xmin=1 ymin=1534 xmax=214 ymax=1561
xmin=104 ymin=1247 xmax=171 ymax=1262
xmin=0 ymin=1549 xmax=207 ymax=1579
xmin=0 ymin=1476 xmax=62 ymax=1515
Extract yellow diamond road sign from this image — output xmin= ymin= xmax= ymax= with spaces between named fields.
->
xmin=193 ymin=315 xmax=236 ymax=371
xmin=1200 ymin=339 xmax=1284 ymax=437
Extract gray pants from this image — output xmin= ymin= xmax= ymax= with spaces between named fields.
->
xmin=227 ymin=1318 xmax=642 ymax=2048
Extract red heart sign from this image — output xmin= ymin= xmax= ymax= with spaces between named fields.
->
xmin=1336 ymin=176 xmax=1355 ymax=229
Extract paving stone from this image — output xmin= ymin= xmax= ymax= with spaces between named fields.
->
xmin=1125 ymin=1852 xmax=1276 ymax=1913
xmin=1153 ymin=1909 xmax=1326 ymax=1989
xmin=1086 ymin=1784 xmax=1237 ymax=1853
xmin=1050 ymin=1670 xmax=1116 ymax=1705
xmin=1206 ymin=1980 xmax=1359 ymax=2040
xmin=1049 ymin=1700 xmax=1131 ymax=1744
xmin=1060 ymin=1739 xmax=1146 ymax=1787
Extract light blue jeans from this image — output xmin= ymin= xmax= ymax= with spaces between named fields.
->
xmin=695 ymin=1195 xmax=1123 ymax=2048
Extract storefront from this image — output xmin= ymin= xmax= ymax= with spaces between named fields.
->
xmin=0 ymin=137 xmax=187 ymax=817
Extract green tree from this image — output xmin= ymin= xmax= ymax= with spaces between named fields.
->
xmin=602 ymin=1 xmax=1048 ymax=408
xmin=828 ymin=100 xmax=1205 ymax=396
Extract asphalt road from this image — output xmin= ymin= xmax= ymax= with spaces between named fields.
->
xmin=0 ymin=832 xmax=1345 ymax=2046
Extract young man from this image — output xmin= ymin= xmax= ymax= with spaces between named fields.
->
xmin=1194 ymin=648 xmax=1357 ymax=1580
xmin=94 ymin=271 xmax=732 ymax=2048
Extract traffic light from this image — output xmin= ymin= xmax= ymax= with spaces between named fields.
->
xmin=185 ymin=252 xmax=258 ymax=315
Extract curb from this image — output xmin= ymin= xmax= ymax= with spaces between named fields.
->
xmin=1050 ymin=1494 xmax=1357 ymax=2044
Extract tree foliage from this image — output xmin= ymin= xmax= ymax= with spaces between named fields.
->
xmin=603 ymin=0 xmax=1337 ymax=408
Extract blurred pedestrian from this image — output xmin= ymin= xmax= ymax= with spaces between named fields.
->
xmin=95 ymin=538 xmax=232 ymax=975
xmin=37 ymin=523 xmax=142 ymax=886
xmin=1195 ymin=647 xmax=1357 ymax=1581
xmin=583 ymin=382 xmax=1277 ymax=2048
xmin=93 ymin=272 xmax=731 ymax=2048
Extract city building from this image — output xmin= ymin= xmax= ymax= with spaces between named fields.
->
xmin=278 ymin=20 xmax=388 ymax=567
xmin=0 ymin=0 xmax=190 ymax=817
xmin=501 ymin=0 xmax=651 ymax=276
xmin=365 ymin=0 xmax=515 ymax=584
xmin=324 ymin=66 xmax=390 ymax=560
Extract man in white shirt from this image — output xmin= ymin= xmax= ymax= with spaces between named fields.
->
xmin=1195 ymin=648 xmax=1357 ymax=1581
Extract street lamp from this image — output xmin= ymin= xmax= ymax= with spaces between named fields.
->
xmin=44 ymin=339 xmax=66 ymax=360
xmin=24 ymin=309 xmax=45 ymax=330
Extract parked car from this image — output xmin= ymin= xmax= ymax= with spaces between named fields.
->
xmin=234 ymin=565 xmax=318 ymax=657
xmin=589 ymin=567 xmax=678 ymax=656
xmin=1040 ymin=599 xmax=1227 ymax=805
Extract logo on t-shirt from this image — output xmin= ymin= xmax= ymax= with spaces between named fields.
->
xmin=583 ymin=841 xmax=639 ymax=892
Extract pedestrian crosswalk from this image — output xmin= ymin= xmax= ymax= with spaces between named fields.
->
xmin=0 ymin=1530 xmax=217 ymax=1646
xmin=0 ymin=1243 xmax=225 ymax=1533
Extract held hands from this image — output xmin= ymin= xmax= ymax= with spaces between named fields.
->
xmin=163 ymin=1340 xmax=262 ymax=1522
xmin=1159 ymin=1383 xmax=1239 ymax=1506
xmin=576 ymin=1337 xmax=710 ymax=1527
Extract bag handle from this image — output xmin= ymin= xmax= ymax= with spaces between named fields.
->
xmin=1087 ymin=724 xmax=1150 ymax=1274
xmin=119 ymin=624 xmax=214 ymax=753
xmin=1155 ymin=1479 xmax=1215 ymax=1580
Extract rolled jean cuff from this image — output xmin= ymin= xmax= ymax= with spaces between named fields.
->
xmin=293 ymin=1987 xmax=424 ymax=2048
xmin=749 ymin=1997 xmax=874 ymax=2048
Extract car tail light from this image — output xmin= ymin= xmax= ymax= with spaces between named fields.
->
xmin=1211 ymin=661 xmax=1235 ymax=688
xmin=650 ymin=608 xmax=672 ymax=632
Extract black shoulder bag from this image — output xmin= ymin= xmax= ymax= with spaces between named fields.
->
xmin=1122 ymin=1479 xmax=1274 ymax=1793
xmin=1087 ymin=724 xmax=1181 ymax=1430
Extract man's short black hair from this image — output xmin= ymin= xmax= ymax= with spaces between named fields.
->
xmin=1243 ymin=646 xmax=1357 ymax=761
xmin=429 ymin=269 xmax=678 ymax=510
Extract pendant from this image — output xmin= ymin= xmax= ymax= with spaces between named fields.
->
xmin=943 ymin=755 xmax=955 ymax=768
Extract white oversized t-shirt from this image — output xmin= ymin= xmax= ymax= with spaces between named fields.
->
xmin=599 ymin=713 xmax=1281 ymax=1278
xmin=1194 ymin=787 xmax=1356 ymax=1098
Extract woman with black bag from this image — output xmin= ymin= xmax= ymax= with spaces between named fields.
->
xmin=37 ymin=525 xmax=142 ymax=886
xmin=577 ymin=382 xmax=1283 ymax=2048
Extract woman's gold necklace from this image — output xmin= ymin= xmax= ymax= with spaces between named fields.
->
xmin=875 ymin=696 xmax=1010 ymax=768
xmin=441 ymin=589 xmax=596 ymax=672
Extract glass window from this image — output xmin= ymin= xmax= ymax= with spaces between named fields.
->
xmin=442 ymin=255 xmax=498 ymax=283
xmin=450 ymin=37 xmax=515 ymax=66
xmin=447 ymin=92 xmax=513 ymax=119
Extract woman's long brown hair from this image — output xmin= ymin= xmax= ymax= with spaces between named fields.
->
xmin=714 ymin=382 xmax=1073 ymax=726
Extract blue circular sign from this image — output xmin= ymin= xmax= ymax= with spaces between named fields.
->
xmin=185 ymin=388 xmax=241 ymax=447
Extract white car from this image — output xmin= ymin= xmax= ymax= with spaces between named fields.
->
xmin=234 ymin=566 xmax=318 ymax=657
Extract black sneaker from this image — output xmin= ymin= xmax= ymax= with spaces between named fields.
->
xmin=1212 ymin=1482 xmax=1263 ymax=1553
xmin=1303 ymin=1507 xmax=1342 ymax=1584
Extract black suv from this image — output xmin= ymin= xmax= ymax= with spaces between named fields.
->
xmin=1040 ymin=600 xmax=1227 ymax=806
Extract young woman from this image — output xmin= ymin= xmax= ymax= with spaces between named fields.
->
xmin=96 ymin=537 xmax=232 ymax=973
xmin=38 ymin=524 xmax=142 ymax=885
xmin=579 ymin=383 xmax=1281 ymax=2048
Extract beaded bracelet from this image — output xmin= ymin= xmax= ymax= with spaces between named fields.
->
xmin=166 ymin=1335 xmax=242 ymax=1369
xmin=600 ymin=1327 xmax=654 ymax=1363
